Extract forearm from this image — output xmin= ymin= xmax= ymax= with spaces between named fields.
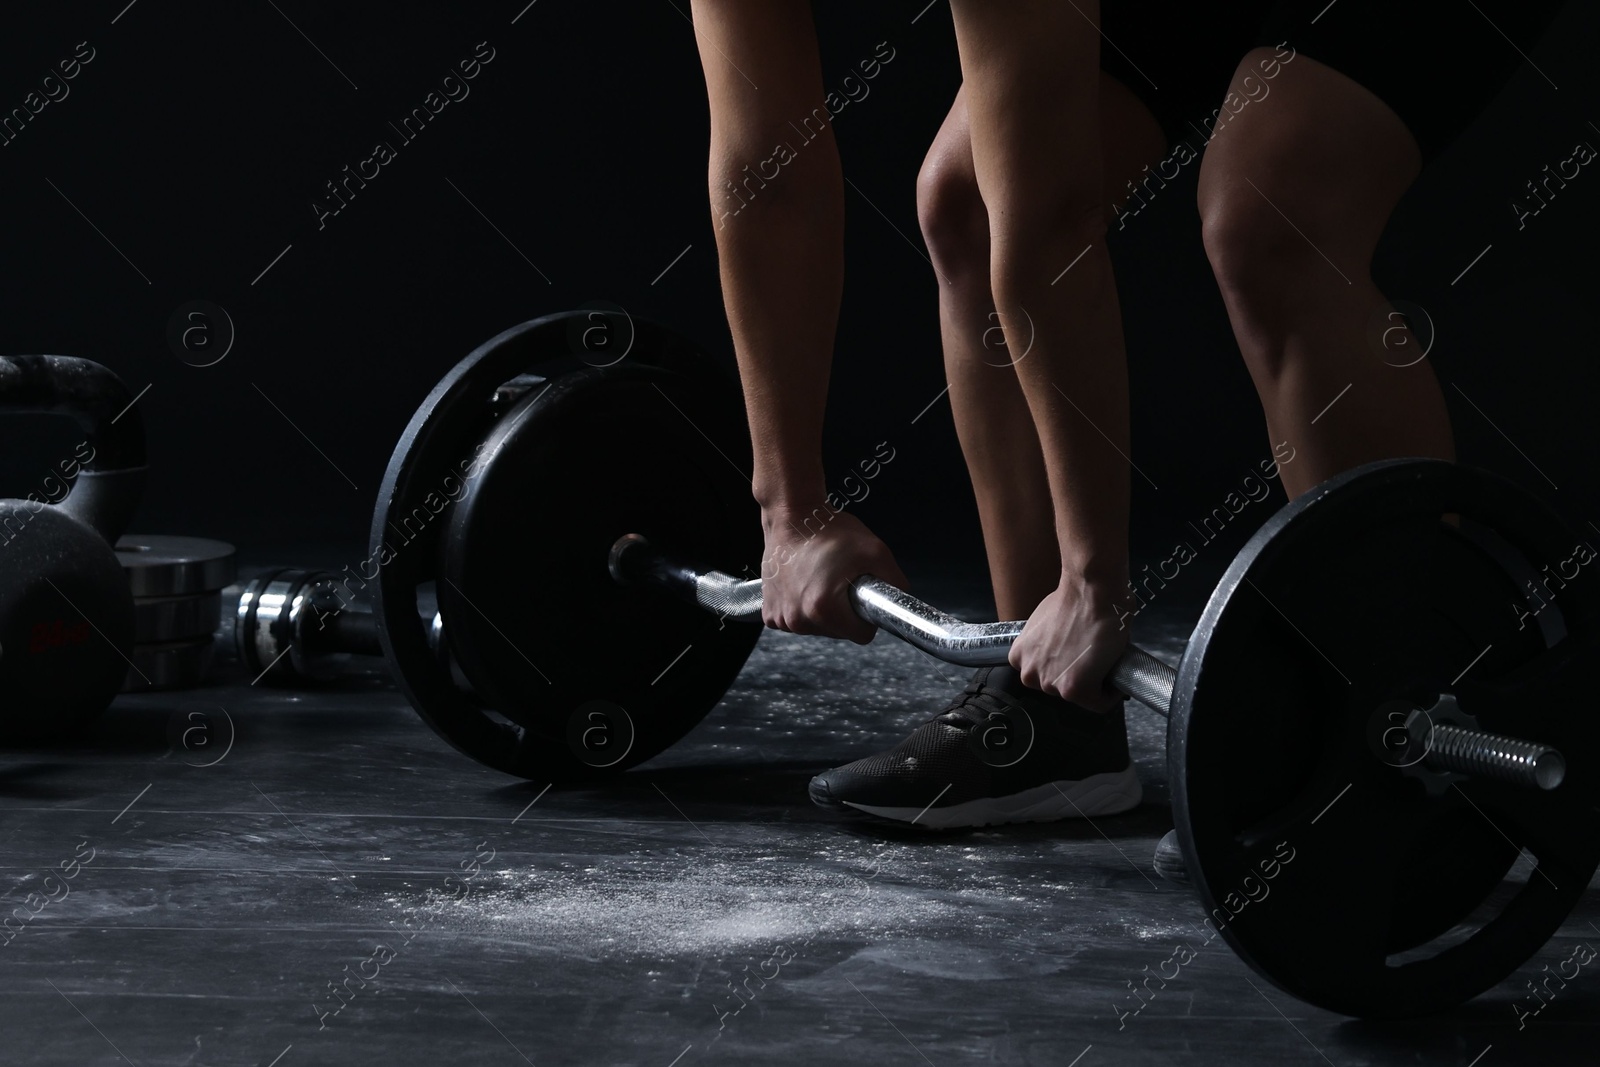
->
xmin=710 ymin=140 xmax=844 ymax=513
xmin=691 ymin=0 xmax=841 ymax=515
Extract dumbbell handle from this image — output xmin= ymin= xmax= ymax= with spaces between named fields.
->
xmin=610 ymin=535 xmax=1564 ymax=791
xmin=234 ymin=569 xmax=442 ymax=684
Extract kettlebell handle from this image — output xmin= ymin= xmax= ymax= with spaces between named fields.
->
xmin=0 ymin=355 xmax=147 ymax=542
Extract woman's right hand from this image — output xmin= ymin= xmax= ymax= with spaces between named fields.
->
xmin=759 ymin=506 xmax=908 ymax=644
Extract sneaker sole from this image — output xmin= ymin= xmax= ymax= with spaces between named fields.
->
xmin=818 ymin=765 xmax=1143 ymax=829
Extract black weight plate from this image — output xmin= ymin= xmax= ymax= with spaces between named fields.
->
xmin=0 ymin=504 xmax=133 ymax=740
xmin=442 ymin=364 xmax=760 ymax=775
xmin=117 ymin=535 xmax=236 ymax=596
xmin=371 ymin=313 xmax=759 ymax=780
xmin=1171 ymin=459 xmax=1600 ymax=1018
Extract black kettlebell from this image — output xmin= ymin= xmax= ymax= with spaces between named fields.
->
xmin=0 ymin=356 xmax=145 ymax=742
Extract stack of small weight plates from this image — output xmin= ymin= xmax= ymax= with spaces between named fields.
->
xmin=115 ymin=535 xmax=237 ymax=691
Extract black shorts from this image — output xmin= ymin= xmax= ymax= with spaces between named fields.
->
xmin=1099 ymin=0 xmax=1565 ymax=163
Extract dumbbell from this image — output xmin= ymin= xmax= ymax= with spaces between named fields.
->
xmin=0 ymin=355 xmax=146 ymax=741
xmin=231 ymin=568 xmax=447 ymax=685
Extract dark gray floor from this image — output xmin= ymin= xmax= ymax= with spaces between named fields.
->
xmin=3 ymin=591 xmax=1596 ymax=1067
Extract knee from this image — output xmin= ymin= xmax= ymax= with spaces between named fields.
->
xmin=1199 ymin=181 xmax=1350 ymax=320
xmin=987 ymin=196 xmax=1107 ymax=312
xmin=1202 ymin=195 xmax=1296 ymax=304
xmin=916 ymin=151 xmax=987 ymax=281
xmin=1199 ymin=192 xmax=1323 ymax=383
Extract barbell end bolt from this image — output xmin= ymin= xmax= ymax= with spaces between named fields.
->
xmin=1534 ymin=750 xmax=1567 ymax=792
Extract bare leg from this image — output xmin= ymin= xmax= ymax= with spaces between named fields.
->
xmin=1198 ymin=48 xmax=1454 ymax=498
xmin=918 ymin=79 xmax=1164 ymax=621
xmin=943 ymin=0 xmax=1144 ymax=705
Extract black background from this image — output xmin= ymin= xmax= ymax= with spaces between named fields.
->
xmin=1 ymin=1 xmax=1595 ymax=598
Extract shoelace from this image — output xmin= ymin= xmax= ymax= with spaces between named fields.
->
xmin=932 ymin=686 xmax=1017 ymax=731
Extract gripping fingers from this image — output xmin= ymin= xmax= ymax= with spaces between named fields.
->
xmin=807 ymin=586 xmax=875 ymax=644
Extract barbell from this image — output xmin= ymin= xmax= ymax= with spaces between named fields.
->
xmin=240 ymin=310 xmax=1595 ymax=1019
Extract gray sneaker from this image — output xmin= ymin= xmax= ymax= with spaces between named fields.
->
xmin=1153 ymin=829 xmax=1189 ymax=886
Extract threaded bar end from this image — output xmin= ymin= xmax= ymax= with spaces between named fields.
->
xmin=1424 ymin=722 xmax=1566 ymax=791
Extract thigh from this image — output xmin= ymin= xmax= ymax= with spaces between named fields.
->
xmin=923 ymin=76 xmax=1166 ymax=232
xmin=1258 ymin=0 xmax=1565 ymax=163
xmin=946 ymin=0 xmax=1108 ymax=216
xmin=1196 ymin=46 xmax=1422 ymax=261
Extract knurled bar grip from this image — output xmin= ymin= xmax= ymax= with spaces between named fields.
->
xmin=612 ymin=536 xmax=1562 ymax=790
